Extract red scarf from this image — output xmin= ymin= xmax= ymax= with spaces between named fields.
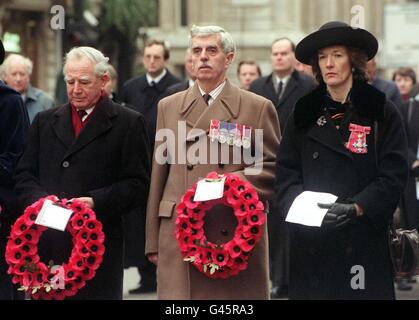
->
xmin=70 ymin=94 xmax=105 ymax=137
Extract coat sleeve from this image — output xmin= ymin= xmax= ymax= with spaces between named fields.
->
xmin=145 ymin=100 xmax=170 ymax=255
xmin=88 ymin=114 xmax=151 ymax=217
xmin=0 ymin=93 xmax=29 ymax=216
xmin=229 ymin=99 xmax=281 ymax=203
xmin=352 ymin=101 xmax=408 ymax=229
xmin=14 ymin=113 xmax=49 ymax=209
xmin=272 ymin=113 xmax=305 ymax=220
xmin=0 ymin=94 xmax=29 ymax=184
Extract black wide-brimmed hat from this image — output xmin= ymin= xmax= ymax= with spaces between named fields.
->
xmin=0 ymin=39 xmax=4 ymax=65
xmin=295 ymin=21 xmax=378 ymax=64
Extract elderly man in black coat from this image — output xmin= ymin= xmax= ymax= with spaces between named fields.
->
xmin=14 ymin=46 xmax=151 ymax=300
xmin=0 ymin=39 xmax=30 ymax=300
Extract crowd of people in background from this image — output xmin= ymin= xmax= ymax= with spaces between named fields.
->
xmin=1 ymin=20 xmax=419 ymax=300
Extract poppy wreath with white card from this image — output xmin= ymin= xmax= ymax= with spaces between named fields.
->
xmin=5 ymin=195 xmax=105 ymax=300
xmin=175 ymin=172 xmax=265 ymax=279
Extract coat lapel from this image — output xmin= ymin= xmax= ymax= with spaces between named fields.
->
xmin=52 ymin=105 xmax=75 ymax=149
xmin=278 ymin=73 xmax=298 ymax=105
xmin=63 ymin=98 xmax=115 ymax=159
xmin=307 ymin=115 xmax=353 ymax=159
xmin=264 ymin=75 xmax=278 ymax=107
xmin=181 ymin=80 xmax=239 ymax=141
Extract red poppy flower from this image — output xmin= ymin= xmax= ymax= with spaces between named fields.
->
xmin=211 ymin=249 xmax=229 ymax=267
xmin=247 ymin=210 xmax=266 ymax=226
xmin=13 ymin=219 xmax=30 ymax=236
xmin=87 ymin=240 xmax=105 ymax=256
xmin=182 ymin=190 xmax=200 ymax=209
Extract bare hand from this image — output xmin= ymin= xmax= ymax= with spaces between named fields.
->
xmin=147 ymin=253 xmax=158 ymax=266
xmin=412 ymin=160 xmax=419 ymax=170
xmin=73 ymin=197 xmax=95 ymax=208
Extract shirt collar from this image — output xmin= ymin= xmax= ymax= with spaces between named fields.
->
xmin=197 ymin=81 xmax=226 ymax=106
xmin=274 ymin=74 xmax=291 ymax=87
xmin=146 ymin=69 xmax=167 ymax=86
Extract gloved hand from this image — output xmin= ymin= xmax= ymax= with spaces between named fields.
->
xmin=318 ymin=202 xmax=357 ymax=229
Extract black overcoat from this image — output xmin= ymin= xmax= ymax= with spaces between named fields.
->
xmin=249 ymin=70 xmax=316 ymax=132
xmin=274 ymin=80 xmax=408 ymax=299
xmin=14 ymin=97 xmax=151 ymax=299
xmin=121 ymin=70 xmax=180 ymax=151
xmin=0 ymin=81 xmax=29 ymax=299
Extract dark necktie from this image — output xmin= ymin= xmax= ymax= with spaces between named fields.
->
xmin=203 ymin=94 xmax=211 ymax=105
xmin=77 ymin=110 xmax=87 ymax=122
xmin=150 ymin=80 xmax=156 ymax=87
xmin=277 ymin=81 xmax=283 ymax=100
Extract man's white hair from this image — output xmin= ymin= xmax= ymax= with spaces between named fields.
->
xmin=189 ymin=25 xmax=236 ymax=55
xmin=64 ymin=46 xmax=110 ymax=77
xmin=0 ymin=54 xmax=33 ymax=78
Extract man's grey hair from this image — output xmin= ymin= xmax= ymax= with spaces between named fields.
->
xmin=189 ymin=25 xmax=236 ymax=55
xmin=63 ymin=46 xmax=110 ymax=77
xmin=0 ymin=54 xmax=33 ymax=78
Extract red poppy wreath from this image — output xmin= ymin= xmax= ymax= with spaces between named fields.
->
xmin=5 ymin=195 xmax=105 ymax=300
xmin=175 ymin=172 xmax=265 ymax=279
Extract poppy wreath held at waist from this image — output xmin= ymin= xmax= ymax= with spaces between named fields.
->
xmin=175 ymin=172 xmax=265 ymax=279
xmin=5 ymin=195 xmax=105 ymax=300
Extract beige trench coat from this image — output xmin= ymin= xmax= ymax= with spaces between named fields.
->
xmin=145 ymin=80 xmax=280 ymax=299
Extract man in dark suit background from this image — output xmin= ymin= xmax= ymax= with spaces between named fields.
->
xmin=250 ymin=37 xmax=316 ymax=131
xmin=0 ymin=39 xmax=30 ymax=300
xmin=164 ymin=49 xmax=196 ymax=97
xmin=122 ymin=39 xmax=180 ymax=294
xmin=122 ymin=39 xmax=180 ymax=151
xmin=14 ymin=46 xmax=151 ymax=299
xmin=249 ymin=37 xmax=316 ymax=299
xmin=366 ymin=57 xmax=403 ymax=109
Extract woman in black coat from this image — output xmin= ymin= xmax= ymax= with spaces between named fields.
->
xmin=273 ymin=21 xmax=408 ymax=299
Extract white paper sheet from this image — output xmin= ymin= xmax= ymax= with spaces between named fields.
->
xmin=35 ymin=199 xmax=73 ymax=231
xmin=285 ymin=191 xmax=338 ymax=227
xmin=193 ymin=176 xmax=226 ymax=202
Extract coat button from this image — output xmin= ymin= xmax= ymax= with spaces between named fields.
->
xmin=62 ymin=161 xmax=70 ymax=168
xmin=187 ymin=164 xmax=194 ymax=171
xmin=312 ymin=152 xmax=319 ymax=159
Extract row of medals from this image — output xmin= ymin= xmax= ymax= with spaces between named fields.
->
xmin=208 ymin=120 xmax=251 ymax=149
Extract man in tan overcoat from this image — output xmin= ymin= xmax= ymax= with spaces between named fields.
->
xmin=145 ymin=25 xmax=280 ymax=299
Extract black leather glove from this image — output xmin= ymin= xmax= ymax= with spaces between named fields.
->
xmin=318 ymin=202 xmax=357 ymax=229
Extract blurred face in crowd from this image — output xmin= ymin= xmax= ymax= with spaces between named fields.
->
xmin=318 ymin=45 xmax=353 ymax=90
xmin=64 ymin=57 xmax=109 ymax=110
xmin=3 ymin=59 xmax=30 ymax=94
xmin=366 ymin=58 xmax=377 ymax=82
xmin=104 ymin=76 xmax=117 ymax=97
xmin=184 ymin=51 xmax=196 ymax=80
xmin=271 ymin=39 xmax=295 ymax=77
xmin=295 ymin=60 xmax=314 ymax=78
xmin=394 ymin=75 xmax=414 ymax=96
xmin=238 ymin=63 xmax=260 ymax=90
xmin=143 ymin=44 xmax=166 ymax=78
xmin=191 ymin=34 xmax=234 ymax=90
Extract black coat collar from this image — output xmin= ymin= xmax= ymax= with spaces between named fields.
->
xmin=294 ymin=80 xmax=386 ymax=129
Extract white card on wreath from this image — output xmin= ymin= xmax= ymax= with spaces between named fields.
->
xmin=35 ymin=199 xmax=72 ymax=231
xmin=194 ymin=176 xmax=226 ymax=202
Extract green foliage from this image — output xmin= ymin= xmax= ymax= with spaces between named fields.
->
xmin=101 ymin=0 xmax=158 ymax=41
